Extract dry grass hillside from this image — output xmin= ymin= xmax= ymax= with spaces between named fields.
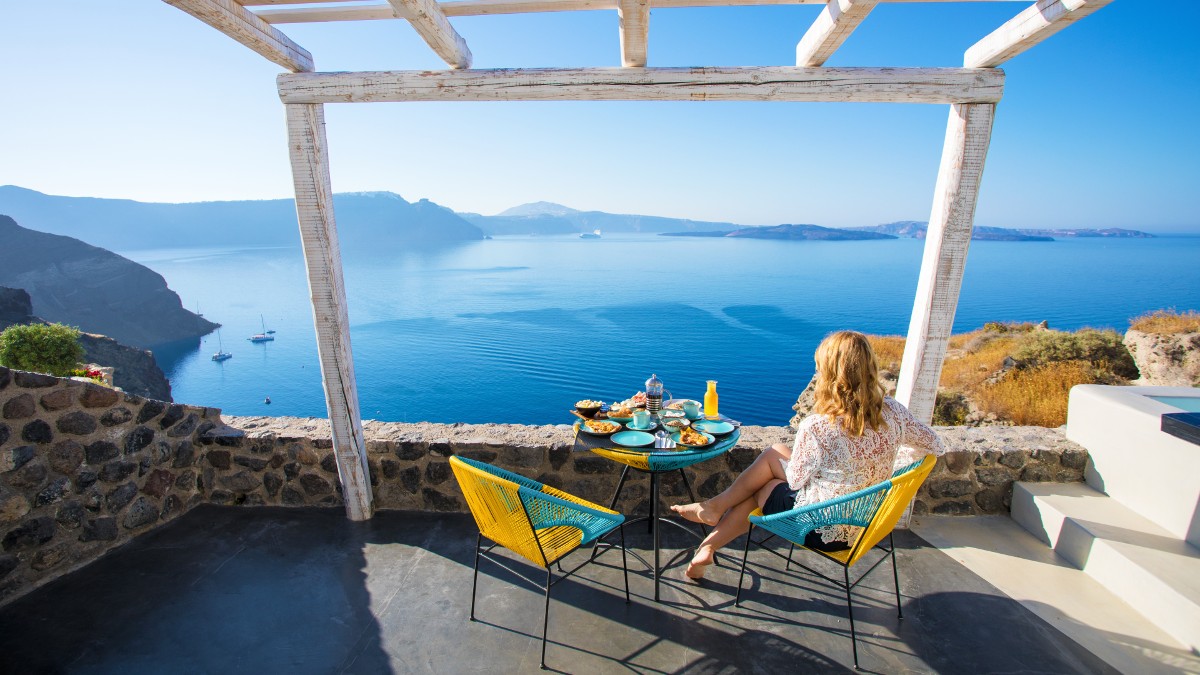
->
xmin=865 ymin=311 xmax=1185 ymax=427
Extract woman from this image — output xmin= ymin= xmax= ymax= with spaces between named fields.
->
xmin=672 ymin=330 xmax=946 ymax=580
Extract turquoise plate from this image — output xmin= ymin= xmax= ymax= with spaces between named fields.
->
xmin=612 ymin=430 xmax=654 ymax=447
xmin=670 ymin=430 xmax=715 ymax=448
xmin=693 ymin=420 xmax=734 ymax=435
xmin=604 ymin=413 xmax=634 ymax=423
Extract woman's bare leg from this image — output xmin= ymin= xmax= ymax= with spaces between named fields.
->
xmin=685 ymin=478 xmax=785 ymax=579
xmin=672 ymin=443 xmax=791 ymax=526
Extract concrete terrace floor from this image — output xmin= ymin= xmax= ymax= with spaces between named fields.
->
xmin=0 ymin=506 xmax=1113 ymax=674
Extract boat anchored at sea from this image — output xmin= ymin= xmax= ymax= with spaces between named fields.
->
xmin=249 ymin=314 xmax=275 ymax=343
xmin=579 ymin=229 xmax=601 ymax=239
xmin=212 ymin=329 xmax=232 ymax=362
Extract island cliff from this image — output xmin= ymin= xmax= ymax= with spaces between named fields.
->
xmin=0 ymin=215 xmax=215 ymax=349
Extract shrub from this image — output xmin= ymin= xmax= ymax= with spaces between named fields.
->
xmin=0 ymin=323 xmax=86 ymax=377
xmin=975 ymin=361 xmax=1096 ymax=427
xmin=932 ymin=392 xmax=971 ymax=426
xmin=1013 ymin=328 xmax=1138 ymax=380
xmin=1129 ymin=309 xmax=1200 ymax=334
xmin=866 ymin=335 xmax=905 ymax=374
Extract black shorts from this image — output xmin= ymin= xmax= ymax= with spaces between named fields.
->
xmin=762 ymin=483 xmax=850 ymax=553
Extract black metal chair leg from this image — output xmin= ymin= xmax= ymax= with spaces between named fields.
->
xmin=470 ymin=532 xmax=481 ymax=621
xmin=620 ymin=524 xmax=630 ymax=603
xmin=786 ymin=543 xmax=794 ymax=571
xmin=651 ymin=473 xmax=660 ymax=601
xmin=541 ymin=567 xmax=552 ymax=670
xmin=648 ymin=473 xmax=657 ymax=535
xmin=890 ymin=533 xmax=903 ymax=619
xmin=607 ymin=465 xmax=630 ymax=511
xmin=844 ymin=566 xmax=859 ymax=670
xmin=735 ymin=525 xmax=754 ymax=606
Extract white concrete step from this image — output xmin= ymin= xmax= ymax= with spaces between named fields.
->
xmin=912 ymin=515 xmax=1200 ymax=675
xmin=1066 ymin=385 xmax=1200 ymax=546
xmin=1012 ymin=481 xmax=1200 ymax=653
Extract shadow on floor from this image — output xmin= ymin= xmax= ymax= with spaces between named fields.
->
xmin=0 ymin=506 xmax=1117 ymax=674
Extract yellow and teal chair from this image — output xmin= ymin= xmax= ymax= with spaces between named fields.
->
xmin=734 ymin=455 xmax=937 ymax=670
xmin=449 ymin=455 xmax=630 ymax=670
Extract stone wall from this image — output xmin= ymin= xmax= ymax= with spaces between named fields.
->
xmin=0 ymin=365 xmax=1089 ymax=605
xmin=221 ymin=416 xmax=1088 ymax=519
xmin=0 ymin=367 xmax=219 ymax=602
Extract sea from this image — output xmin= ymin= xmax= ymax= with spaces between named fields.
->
xmin=128 ymin=234 xmax=1200 ymax=427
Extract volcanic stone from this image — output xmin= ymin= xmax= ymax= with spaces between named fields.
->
xmin=79 ymin=517 xmax=118 ymax=542
xmin=298 ymin=473 xmax=333 ymax=496
xmin=2 ymin=445 xmax=35 ymax=473
xmin=141 ymin=469 xmax=174 ymax=498
xmin=21 ymin=420 xmax=52 ymax=444
xmin=55 ymin=501 xmax=85 ymax=529
xmin=123 ymin=497 xmax=160 ymax=529
xmin=99 ymin=461 xmax=137 ymax=483
xmin=422 ymin=488 xmax=461 ymax=512
xmin=573 ymin=455 xmax=614 ymax=475
xmin=205 ymin=450 xmax=231 ymax=469
xmin=320 ymin=454 xmax=337 ymax=474
xmin=56 ymin=411 xmax=98 ymax=436
xmin=13 ymin=372 xmax=55 ymax=388
xmin=10 ymin=462 xmax=47 ymax=489
xmin=31 ymin=543 xmax=69 ymax=571
xmin=136 ymin=400 xmax=165 ymax=424
xmin=79 ymin=385 xmax=119 ymax=408
xmin=99 ymin=407 xmax=133 ymax=426
xmin=106 ymin=482 xmax=138 ymax=511
xmin=425 ymin=461 xmax=451 ymax=485
xmin=3 ymin=517 xmax=56 ymax=552
xmin=161 ymin=494 xmax=182 ymax=520
xmin=48 ymin=440 xmax=85 ymax=474
xmin=280 ymin=486 xmax=306 ymax=505
xmin=283 ymin=462 xmax=301 ymax=480
xmin=380 ymin=459 xmax=399 ymax=479
xmin=85 ymin=441 xmax=120 ymax=465
xmin=0 ymin=494 xmax=30 ymax=524
xmin=399 ymin=467 xmax=420 ymax=493
xmin=123 ymin=426 xmax=155 ymax=454
xmin=35 ymin=478 xmax=70 ymax=507
xmin=159 ymin=405 xmax=184 ymax=429
xmin=0 ymin=555 xmax=17 ymax=579
xmin=218 ymin=471 xmax=260 ymax=493
xmin=263 ymin=472 xmax=283 ymax=497
xmin=166 ymin=414 xmax=199 ymax=438
xmin=0 ymin=423 xmax=8 ymax=447
xmin=172 ymin=441 xmax=195 ymax=468
xmin=0 ymin=393 xmax=29 ymax=420
xmin=39 ymin=389 xmax=76 ymax=411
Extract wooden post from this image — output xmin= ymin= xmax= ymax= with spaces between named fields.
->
xmin=896 ymin=102 xmax=994 ymax=422
xmin=285 ymin=103 xmax=374 ymax=521
xmin=894 ymin=103 xmax=994 ymax=525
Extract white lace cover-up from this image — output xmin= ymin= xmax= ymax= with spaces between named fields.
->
xmin=787 ymin=397 xmax=946 ymax=544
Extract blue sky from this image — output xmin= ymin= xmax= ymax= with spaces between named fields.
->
xmin=1 ymin=1 xmax=1197 ymax=232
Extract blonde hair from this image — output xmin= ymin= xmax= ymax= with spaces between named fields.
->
xmin=812 ymin=331 xmax=886 ymax=437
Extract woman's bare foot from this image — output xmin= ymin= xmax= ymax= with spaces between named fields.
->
xmin=671 ymin=502 xmax=720 ymax=527
xmin=684 ymin=546 xmax=715 ymax=581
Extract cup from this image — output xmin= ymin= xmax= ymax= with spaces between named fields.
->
xmin=632 ymin=409 xmax=652 ymax=429
xmin=682 ymin=400 xmax=701 ymax=419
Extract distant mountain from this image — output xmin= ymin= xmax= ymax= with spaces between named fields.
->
xmin=0 ymin=186 xmax=484 ymax=252
xmin=496 ymin=202 xmax=581 ymax=217
xmin=664 ymin=224 xmax=896 ymax=241
xmin=0 ymin=215 xmax=217 ymax=348
xmin=855 ymin=221 xmax=1153 ymax=241
xmin=461 ymin=203 xmax=742 ymax=236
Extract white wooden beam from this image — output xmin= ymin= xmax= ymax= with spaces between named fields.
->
xmin=964 ymin=0 xmax=1113 ymax=68
xmin=278 ymin=67 xmax=1004 ymax=104
xmin=795 ymin=0 xmax=878 ymax=67
xmin=895 ymin=102 xmax=995 ymax=423
xmin=284 ymin=103 xmax=374 ymax=521
xmin=618 ymin=0 xmax=650 ymax=67
xmin=386 ymin=0 xmax=473 ymax=69
xmin=162 ymin=0 xmax=313 ymax=72
xmin=252 ymin=0 xmax=1026 ymax=24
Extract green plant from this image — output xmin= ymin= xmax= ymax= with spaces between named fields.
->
xmin=0 ymin=323 xmax=86 ymax=377
xmin=1013 ymin=328 xmax=1138 ymax=380
xmin=932 ymin=391 xmax=971 ymax=426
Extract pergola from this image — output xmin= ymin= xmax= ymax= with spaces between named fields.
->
xmin=161 ymin=0 xmax=1112 ymax=521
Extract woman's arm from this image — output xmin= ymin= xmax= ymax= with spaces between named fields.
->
xmin=894 ymin=401 xmax=947 ymax=457
xmin=787 ymin=420 xmax=822 ymax=489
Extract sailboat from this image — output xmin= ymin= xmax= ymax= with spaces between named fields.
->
xmin=212 ymin=329 xmax=232 ymax=362
xmin=249 ymin=314 xmax=275 ymax=343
